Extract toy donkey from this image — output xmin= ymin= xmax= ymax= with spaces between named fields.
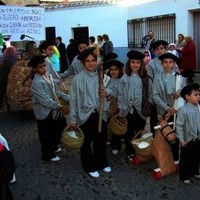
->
xmin=131 ymin=113 xmax=178 ymax=180
xmin=151 ymin=113 xmax=178 ymax=180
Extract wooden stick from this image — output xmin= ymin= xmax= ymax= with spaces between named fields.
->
xmin=97 ymin=63 xmax=104 ymax=133
xmin=50 ymin=64 xmax=68 ymax=91
xmin=173 ymin=74 xmax=179 ymax=130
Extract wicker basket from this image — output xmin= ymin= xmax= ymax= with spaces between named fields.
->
xmin=131 ymin=130 xmax=153 ymax=157
xmin=108 ymin=114 xmax=127 ymax=135
xmin=59 ymin=89 xmax=69 ymax=115
xmin=21 ymin=100 xmax=32 ymax=111
xmin=108 ymin=97 xmax=118 ymax=117
xmin=61 ymin=126 xmax=84 ymax=149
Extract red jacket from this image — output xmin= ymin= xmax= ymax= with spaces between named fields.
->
xmin=180 ymin=41 xmax=196 ymax=70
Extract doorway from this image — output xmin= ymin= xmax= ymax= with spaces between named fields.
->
xmin=45 ymin=27 xmax=56 ymax=43
xmin=73 ymin=27 xmax=89 ymax=43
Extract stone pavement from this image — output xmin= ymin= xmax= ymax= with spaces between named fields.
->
xmin=1 ymin=74 xmax=200 ymax=200
xmin=1 ymin=109 xmax=200 ymax=200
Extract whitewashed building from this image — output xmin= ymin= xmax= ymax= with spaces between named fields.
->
xmin=43 ymin=0 xmax=200 ymax=70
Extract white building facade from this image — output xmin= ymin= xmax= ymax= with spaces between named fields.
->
xmin=44 ymin=0 xmax=200 ymax=70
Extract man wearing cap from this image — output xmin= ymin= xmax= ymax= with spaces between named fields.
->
xmin=176 ymin=83 xmax=200 ymax=184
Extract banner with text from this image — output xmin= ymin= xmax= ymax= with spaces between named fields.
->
xmin=0 ymin=5 xmax=45 ymax=41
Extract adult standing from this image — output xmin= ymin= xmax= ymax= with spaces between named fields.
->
xmin=66 ymin=39 xmax=78 ymax=65
xmin=179 ymin=36 xmax=196 ymax=84
xmin=97 ymin=35 xmax=104 ymax=49
xmin=55 ymin=36 xmax=68 ymax=73
xmin=176 ymin=33 xmax=185 ymax=61
xmin=144 ymin=31 xmax=156 ymax=59
xmin=101 ymin=34 xmax=113 ymax=59
xmin=176 ymin=33 xmax=185 ymax=49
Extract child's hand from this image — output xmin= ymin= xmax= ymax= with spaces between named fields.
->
xmin=100 ymin=88 xmax=107 ymax=98
xmin=181 ymin=141 xmax=186 ymax=147
xmin=167 ymin=107 xmax=177 ymax=115
xmin=117 ymin=111 xmax=124 ymax=118
xmin=173 ymin=92 xmax=180 ymax=99
xmin=69 ymin=122 xmax=77 ymax=129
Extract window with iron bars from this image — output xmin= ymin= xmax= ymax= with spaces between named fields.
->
xmin=127 ymin=14 xmax=176 ymax=48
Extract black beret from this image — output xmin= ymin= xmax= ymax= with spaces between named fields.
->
xmin=150 ymin=40 xmax=168 ymax=50
xmin=180 ymin=83 xmax=200 ymax=99
xmin=103 ymin=52 xmax=118 ymax=63
xmin=127 ymin=50 xmax=145 ymax=60
xmin=28 ymin=55 xmax=46 ymax=68
xmin=159 ymin=52 xmax=179 ymax=62
xmin=77 ymin=47 xmax=95 ymax=61
xmin=103 ymin=59 xmax=124 ymax=71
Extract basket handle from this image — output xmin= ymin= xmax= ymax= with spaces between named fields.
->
xmin=114 ymin=114 xmax=126 ymax=125
xmin=132 ymin=129 xmax=148 ymax=140
xmin=64 ymin=125 xmax=82 ymax=133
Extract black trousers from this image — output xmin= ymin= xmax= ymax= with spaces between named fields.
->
xmin=125 ymin=109 xmax=146 ymax=156
xmin=37 ymin=112 xmax=66 ymax=160
xmin=179 ymin=139 xmax=200 ymax=180
xmin=111 ymin=134 xmax=123 ymax=151
xmin=79 ymin=112 xmax=109 ymax=173
xmin=0 ymin=183 xmax=14 ymax=200
xmin=150 ymin=105 xmax=157 ymax=136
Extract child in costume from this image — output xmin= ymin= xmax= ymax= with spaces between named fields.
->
xmin=118 ymin=50 xmax=152 ymax=160
xmin=176 ymin=83 xmax=200 ymax=184
xmin=69 ymin=47 xmax=111 ymax=178
xmin=39 ymin=41 xmax=61 ymax=84
xmin=29 ymin=56 xmax=69 ymax=162
xmin=50 ymin=45 xmax=60 ymax=72
xmin=168 ymin=43 xmax=179 ymax=57
xmin=143 ymin=50 xmax=151 ymax=68
xmin=152 ymin=52 xmax=186 ymax=162
xmin=60 ymin=40 xmax=88 ymax=78
xmin=147 ymin=40 xmax=180 ymax=134
xmin=103 ymin=57 xmax=124 ymax=155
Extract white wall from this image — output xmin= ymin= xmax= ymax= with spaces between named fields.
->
xmin=45 ymin=5 xmax=128 ymax=47
xmin=126 ymin=0 xmax=200 ymax=38
xmin=44 ymin=0 xmax=200 ymax=47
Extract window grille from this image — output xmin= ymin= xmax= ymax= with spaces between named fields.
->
xmin=127 ymin=14 xmax=175 ymax=48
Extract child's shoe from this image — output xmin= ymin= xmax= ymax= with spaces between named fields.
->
xmin=54 ymin=147 xmax=62 ymax=154
xmin=183 ymin=180 xmax=191 ymax=184
xmin=103 ymin=166 xmax=112 ymax=173
xmin=127 ymin=154 xmax=135 ymax=161
xmin=50 ymin=156 xmax=60 ymax=162
xmin=89 ymin=171 xmax=100 ymax=178
xmin=112 ymin=149 xmax=119 ymax=155
xmin=194 ymin=174 xmax=200 ymax=180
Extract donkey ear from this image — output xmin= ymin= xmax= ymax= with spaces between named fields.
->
xmin=157 ymin=115 xmax=163 ymax=122
xmin=164 ymin=112 xmax=171 ymax=121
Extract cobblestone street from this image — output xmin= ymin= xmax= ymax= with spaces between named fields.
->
xmin=1 ymin=109 xmax=200 ymax=200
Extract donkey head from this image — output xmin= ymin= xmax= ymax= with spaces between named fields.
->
xmin=155 ymin=113 xmax=176 ymax=143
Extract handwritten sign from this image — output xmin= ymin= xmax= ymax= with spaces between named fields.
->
xmin=0 ymin=5 xmax=45 ymax=41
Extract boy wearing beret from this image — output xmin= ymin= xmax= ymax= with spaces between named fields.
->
xmin=146 ymin=40 xmax=180 ymax=134
xmin=176 ymin=83 xmax=200 ymax=184
xmin=152 ymin=52 xmax=186 ymax=161
xmin=29 ymin=56 xmax=69 ymax=162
